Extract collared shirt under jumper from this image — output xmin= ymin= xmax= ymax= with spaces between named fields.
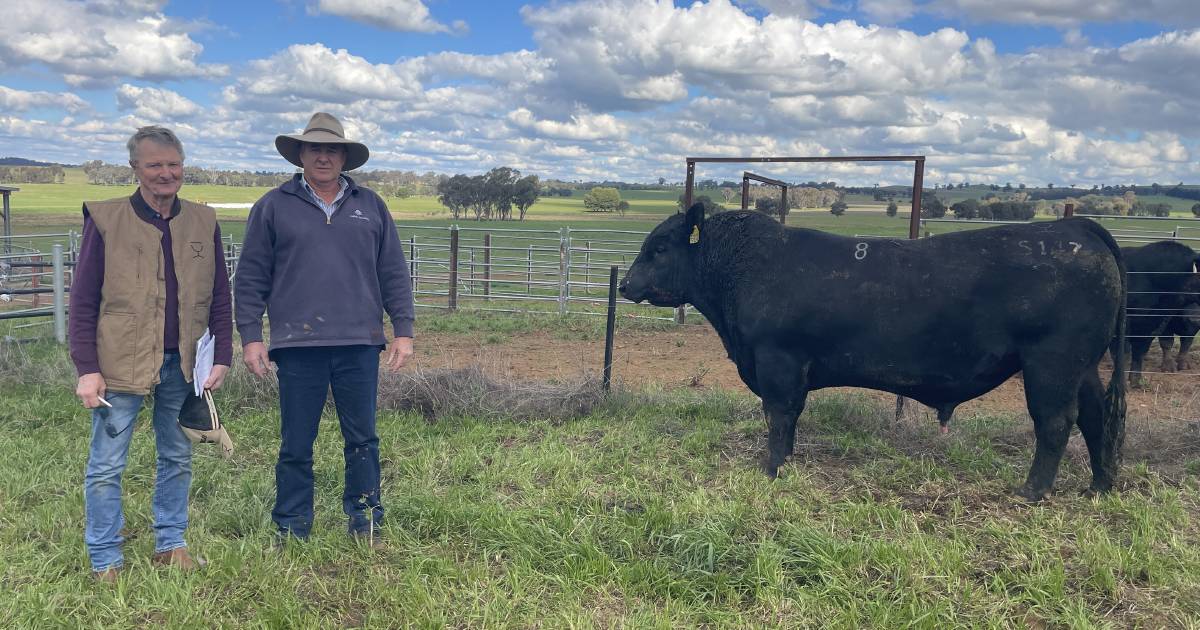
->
xmin=299 ymin=174 xmax=348 ymax=223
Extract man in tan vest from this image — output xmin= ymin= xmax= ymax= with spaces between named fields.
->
xmin=68 ymin=126 xmax=233 ymax=582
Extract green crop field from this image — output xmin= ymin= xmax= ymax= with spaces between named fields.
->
xmin=7 ymin=169 xmax=1200 ymax=249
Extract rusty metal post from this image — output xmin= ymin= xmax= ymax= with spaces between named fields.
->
xmin=603 ymin=265 xmax=618 ymax=392
xmin=678 ymin=164 xmax=693 ymax=325
xmin=684 ymin=159 xmax=696 ymax=210
xmin=483 ymin=233 xmax=491 ymax=300
xmin=1064 ymin=202 xmax=1074 ymax=218
xmin=908 ymin=157 xmax=925 ymax=240
xmin=898 ymin=157 xmax=925 ymax=420
xmin=741 ymin=176 xmax=750 ymax=211
xmin=448 ymin=226 xmax=459 ymax=310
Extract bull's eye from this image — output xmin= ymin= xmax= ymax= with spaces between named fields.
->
xmin=654 ymin=244 xmax=667 ymax=254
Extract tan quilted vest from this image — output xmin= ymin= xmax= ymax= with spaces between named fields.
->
xmin=86 ymin=197 xmax=216 ymax=394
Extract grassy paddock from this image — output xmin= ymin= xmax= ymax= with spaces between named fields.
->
xmin=2 ymin=333 xmax=1199 ymax=627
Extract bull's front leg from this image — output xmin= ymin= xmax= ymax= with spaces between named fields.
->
xmin=1129 ymin=337 xmax=1152 ymax=388
xmin=754 ymin=345 xmax=810 ymax=478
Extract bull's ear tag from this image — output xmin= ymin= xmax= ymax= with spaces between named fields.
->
xmin=689 ymin=225 xmax=701 ymax=244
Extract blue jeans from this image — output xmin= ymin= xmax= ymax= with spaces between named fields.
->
xmin=84 ymin=352 xmax=193 ymax=572
xmin=271 ymin=345 xmax=383 ymax=538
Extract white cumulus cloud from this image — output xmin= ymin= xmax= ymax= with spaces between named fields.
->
xmin=507 ymin=108 xmax=628 ymax=141
xmin=116 ymin=84 xmax=202 ymax=120
xmin=309 ymin=0 xmax=454 ymax=33
xmin=232 ymin=43 xmax=423 ymax=104
xmin=0 ymin=85 xmax=89 ymax=112
xmin=0 ymin=0 xmax=226 ymax=86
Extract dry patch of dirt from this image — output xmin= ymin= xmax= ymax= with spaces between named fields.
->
xmin=409 ymin=321 xmax=1200 ymax=476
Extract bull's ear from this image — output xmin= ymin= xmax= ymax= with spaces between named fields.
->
xmin=685 ymin=202 xmax=705 ymax=245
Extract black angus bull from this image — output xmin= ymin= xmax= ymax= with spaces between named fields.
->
xmin=620 ymin=206 xmax=1128 ymax=501
xmin=1121 ymin=241 xmax=1200 ymax=383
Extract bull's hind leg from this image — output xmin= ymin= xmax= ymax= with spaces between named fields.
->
xmin=1018 ymin=362 xmax=1082 ymax=501
xmin=755 ymin=346 xmax=809 ymax=478
xmin=1178 ymin=336 xmax=1195 ymax=371
xmin=1075 ymin=367 xmax=1117 ymax=495
xmin=1158 ymin=336 xmax=1176 ymax=372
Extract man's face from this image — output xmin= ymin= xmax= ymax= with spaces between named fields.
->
xmin=130 ymin=141 xmax=183 ymax=200
xmin=299 ymin=143 xmax=346 ymax=187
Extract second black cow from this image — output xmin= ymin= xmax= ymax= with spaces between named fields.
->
xmin=620 ymin=206 xmax=1128 ymax=501
xmin=1121 ymin=240 xmax=1200 ymax=383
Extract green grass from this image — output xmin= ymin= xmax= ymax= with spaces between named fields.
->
xmin=2 ymin=338 xmax=1199 ymax=627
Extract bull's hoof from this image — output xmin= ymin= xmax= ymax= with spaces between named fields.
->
xmin=1179 ymin=361 xmax=1191 ymax=372
xmin=1081 ymin=481 xmax=1114 ymax=498
xmin=939 ymin=425 xmax=949 ymax=435
xmin=759 ymin=459 xmax=780 ymax=479
xmin=1160 ymin=362 xmax=1176 ymax=373
xmin=1015 ymin=485 xmax=1050 ymax=503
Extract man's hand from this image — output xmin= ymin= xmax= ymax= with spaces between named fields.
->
xmin=242 ymin=341 xmax=271 ymax=377
xmin=203 ymin=364 xmax=230 ymax=391
xmin=76 ymin=373 xmax=107 ymax=408
xmin=385 ymin=336 xmax=413 ymax=372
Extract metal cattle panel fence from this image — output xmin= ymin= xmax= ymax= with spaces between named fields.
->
xmin=393 ymin=224 xmax=688 ymax=322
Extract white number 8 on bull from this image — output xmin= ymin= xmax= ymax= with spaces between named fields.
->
xmin=854 ymin=242 xmax=869 ymax=261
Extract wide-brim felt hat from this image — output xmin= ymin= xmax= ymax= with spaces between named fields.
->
xmin=274 ymin=112 xmax=370 ymax=172
xmin=179 ymin=390 xmax=234 ymax=459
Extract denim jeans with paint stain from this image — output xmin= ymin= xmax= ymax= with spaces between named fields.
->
xmin=271 ymin=345 xmax=384 ymax=539
xmin=83 ymin=352 xmax=193 ymax=572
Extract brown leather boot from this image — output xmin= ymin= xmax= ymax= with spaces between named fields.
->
xmin=93 ymin=567 xmax=121 ymax=583
xmin=151 ymin=547 xmax=206 ymax=571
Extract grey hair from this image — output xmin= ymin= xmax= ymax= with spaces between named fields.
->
xmin=127 ymin=125 xmax=185 ymax=163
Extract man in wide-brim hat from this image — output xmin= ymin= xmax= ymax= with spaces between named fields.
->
xmin=235 ymin=112 xmax=414 ymax=546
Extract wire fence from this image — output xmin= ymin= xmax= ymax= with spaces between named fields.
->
xmin=391 ymin=224 xmax=688 ymax=322
xmin=7 ymin=216 xmax=1200 ymax=385
xmin=2 ymin=224 xmax=694 ymax=343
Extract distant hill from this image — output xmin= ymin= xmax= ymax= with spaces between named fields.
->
xmin=0 ymin=157 xmax=70 ymax=167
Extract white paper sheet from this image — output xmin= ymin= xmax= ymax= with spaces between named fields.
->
xmin=194 ymin=328 xmax=215 ymax=395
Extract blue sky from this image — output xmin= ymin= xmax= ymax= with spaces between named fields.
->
xmin=3 ymin=0 xmax=1200 ymax=186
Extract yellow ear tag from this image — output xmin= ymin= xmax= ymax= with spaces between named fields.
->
xmin=689 ymin=225 xmax=701 ymax=244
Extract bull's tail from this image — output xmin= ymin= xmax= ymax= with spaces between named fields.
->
xmin=1099 ymin=223 xmax=1128 ymax=484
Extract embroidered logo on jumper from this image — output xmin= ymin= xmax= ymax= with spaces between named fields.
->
xmin=189 ymin=242 xmax=204 ymax=259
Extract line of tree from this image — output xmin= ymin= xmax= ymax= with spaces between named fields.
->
xmin=0 ymin=165 xmax=65 ymax=184
xmin=81 ymin=161 xmax=136 ymax=185
xmin=77 ymin=160 xmax=447 ymax=196
xmin=435 ymin=167 xmax=540 ymax=221
xmin=948 ymin=198 xmax=1037 ymax=220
